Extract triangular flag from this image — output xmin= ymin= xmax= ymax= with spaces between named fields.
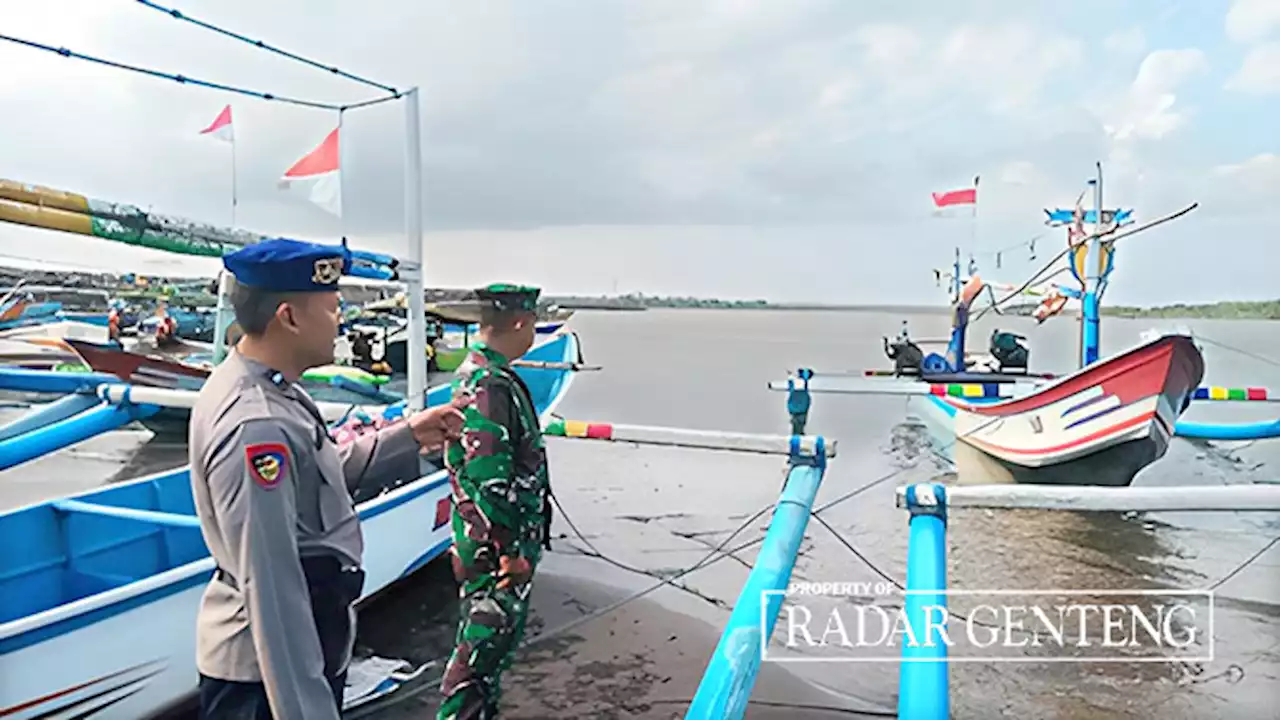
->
xmin=279 ymin=127 xmax=341 ymax=217
xmin=199 ymin=105 xmax=234 ymax=143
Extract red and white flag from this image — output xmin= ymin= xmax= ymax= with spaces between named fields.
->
xmin=931 ymin=176 xmax=979 ymax=209
xmin=279 ymin=126 xmax=342 ymax=217
xmin=198 ymin=104 xmax=234 ymax=143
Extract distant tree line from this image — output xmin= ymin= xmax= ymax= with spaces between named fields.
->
xmin=1104 ymin=300 xmax=1280 ymax=320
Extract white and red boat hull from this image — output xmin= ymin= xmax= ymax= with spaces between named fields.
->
xmin=934 ymin=334 xmax=1203 ymax=486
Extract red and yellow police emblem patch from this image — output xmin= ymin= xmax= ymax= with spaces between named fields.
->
xmin=246 ymin=442 xmax=289 ymax=489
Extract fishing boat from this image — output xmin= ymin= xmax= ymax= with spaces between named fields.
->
xmin=350 ymin=295 xmax=570 ymax=374
xmin=767 ymin=167 xmax=1234 ymax=486
xmin=0 ymin=331 xmax=581 ymax=719
xmin=64 ymin=339 xmax=401 ymax=415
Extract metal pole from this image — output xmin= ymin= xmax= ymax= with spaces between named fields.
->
xmin=337 ymin=108 xmax=348 ymax=241
xmin=230 ymin=134 xmax=238 ymax=228
xmin=403 ymin=87 xmax=427 ymax=412
xmin=1080 ymin=164 xmax=1103 ymax=366
xmin=212 ymin=271 xmax=233 ymax=364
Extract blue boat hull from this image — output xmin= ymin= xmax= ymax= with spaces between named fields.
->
xmin=0 ymin=332 xmax=581 ymax=718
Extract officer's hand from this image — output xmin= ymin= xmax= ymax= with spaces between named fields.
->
xmin=407 ymin=403 xmax=465 ymax=452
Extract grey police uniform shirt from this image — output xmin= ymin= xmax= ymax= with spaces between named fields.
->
xmin=189 ymin=350 xmax=421 ymax=719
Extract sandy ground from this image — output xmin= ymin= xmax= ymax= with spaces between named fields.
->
xmin=348 ymin=558 xmax=897 ymax=719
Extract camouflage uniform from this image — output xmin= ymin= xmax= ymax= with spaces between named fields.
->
xmin=438 ymin=284 xmax=552 ymax=720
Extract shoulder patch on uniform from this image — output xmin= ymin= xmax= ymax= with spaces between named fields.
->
xmin=246 ymin=442 xmax=290 ymax=489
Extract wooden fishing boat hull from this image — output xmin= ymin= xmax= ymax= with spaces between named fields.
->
xmin=0 ymin=338 xmax=83 ymax=369
xmin=0 ymin=332 xmax=580 ymax=719
xmin=64 ymin=341 xmax=394 ymax=432
xmin=926 ymin=334 xmax=1203 ymax=486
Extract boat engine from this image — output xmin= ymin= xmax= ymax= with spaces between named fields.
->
xmin=989 ymin=329 xmax=1030 ymax=372
xmin=883 ymin=334 xmax=925 ymax=376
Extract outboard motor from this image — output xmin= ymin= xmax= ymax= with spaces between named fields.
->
xmin=883 ymin=322 xmax=925 ymax=376
xmin=989 ymin=328 xmax=1030 ymax=372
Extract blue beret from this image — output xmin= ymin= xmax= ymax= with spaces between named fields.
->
xmin=223 ymin=238 xmax=352 ymax=293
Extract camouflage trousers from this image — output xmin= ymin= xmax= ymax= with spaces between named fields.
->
xmin=437 ymin=567 xmax=535 ymax=719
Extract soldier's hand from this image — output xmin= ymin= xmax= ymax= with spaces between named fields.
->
xmin=497 ymin=555 xmax=533 ymax=589
xmin=407 ymin=403 xmax=466 ymax=452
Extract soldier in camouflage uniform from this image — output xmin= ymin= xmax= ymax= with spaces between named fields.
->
xmin=438 ymin=283 xmax=552 ymax=720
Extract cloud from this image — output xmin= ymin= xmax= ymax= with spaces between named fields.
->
xmin=1104 ymin=27 xmax=1147 ymax=55
xmin=0 ymin=1 xmax=1274 ymax=305
xmin=1102 ymin=49 xmax=1206 ymax=142
xmin=1226 ymin=42 xmax=1280 ymax=94
xmin=1225 ymin=0 xmax=1280 ymax=43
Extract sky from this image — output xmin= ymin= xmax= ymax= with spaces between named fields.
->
xmin=0 ymin=0 xmax=1276 ymax=305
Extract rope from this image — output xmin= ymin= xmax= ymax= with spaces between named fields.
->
xmin=132 ymin=0 xmax=400 ymax=95
xmin=0 ymin=33 xmax=396 ymax=112
xmin=1196 ymin=336 xmax=1280 ymax=372
xmin=343 ymin=499 xmax=778 ymax=717
xmin=972 ymin=202 xmax=1200 ymax=324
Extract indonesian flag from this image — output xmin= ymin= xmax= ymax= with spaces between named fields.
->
xmin=198 ymin=105 xmax=234 ymax=143
xmin=931 ymin=176 xmax=980 ymax=208
xmin=279 ymin=126 xmax=342 ymax=217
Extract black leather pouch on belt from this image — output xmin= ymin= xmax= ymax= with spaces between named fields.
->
xmin=300 ymin=555 xmax=366 ymax=680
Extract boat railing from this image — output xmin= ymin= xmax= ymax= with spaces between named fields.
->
xmin=686 ymin=370 xmax=831 ymax=719
xmin=896 ymin=482 xmax=1280 ymax=720
xmin=52 ymin=499 xmax=201 ymax=529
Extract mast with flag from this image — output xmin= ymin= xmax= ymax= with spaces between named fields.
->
xmin=198 ymin=104 xmax=237 ymax=226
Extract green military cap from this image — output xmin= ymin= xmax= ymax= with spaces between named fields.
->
xmin=475 ymin=283 xmax=541 ymax=313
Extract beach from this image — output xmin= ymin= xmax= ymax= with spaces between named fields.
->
xmin=4 ymin=308 xmax=1279 ymax=718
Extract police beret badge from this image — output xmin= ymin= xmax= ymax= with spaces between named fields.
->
xmin=312 ymin=256 xmax=345 ymax=285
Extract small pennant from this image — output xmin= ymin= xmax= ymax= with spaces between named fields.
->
xmin=433 ymin=496 xmax=451 ymax=529
xmin=246 ymin=442 xmax=290 ymax=489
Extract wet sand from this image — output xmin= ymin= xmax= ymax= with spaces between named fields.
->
xmin=351 ymin=557 xmax=895 ymax=719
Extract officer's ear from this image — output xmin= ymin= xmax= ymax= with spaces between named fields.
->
xmin=274 ymin=299 xmax=303 ymax=335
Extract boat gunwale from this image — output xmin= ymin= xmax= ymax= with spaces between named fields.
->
xmin=939 ymin=334 xmax=1198 ymax=416
xmin=0 ymin=331 xmax=579 ymax=648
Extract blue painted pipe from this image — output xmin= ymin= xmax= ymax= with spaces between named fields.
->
xmin=899 ymin=483 xmax=949 ymax=720
xmin=686 ymin=461 xmax=826 ymax=720
xmin=1176 ymin=418 xmax=1280 ymax=440
xmin=1080 ymin=291 xmax=1100 ymax=366
xmin=0 ymin=392 xmax=102 ymax=443
xmin=0 ymin=368 xmax=119 ymax=394
xmin=0 ymin=401 xmax=161 ymax=471
xmin=349 ymin=248 xmax=398 ymax=267
xmin=348 ymin=263 xmax=395 ymax=282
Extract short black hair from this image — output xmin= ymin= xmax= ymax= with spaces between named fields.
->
xmin=479 ymin=307 xmax=528 ymax=330
xmin=228 ymin=277 xmax=294 ymax=336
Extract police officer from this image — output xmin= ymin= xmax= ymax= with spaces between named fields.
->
xmin=438 ymin=283 xmax=552 ymax=720
xmin=189 ymin=238 xmax=465 ymax=720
